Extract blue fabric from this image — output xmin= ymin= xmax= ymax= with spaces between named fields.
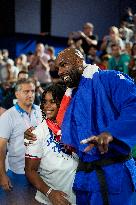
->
xmin=7 ymin=170 xmax=29 ymax=186
xmin=132 ymin=192 xmax=136 ymax=205
xmin=61 ymin=69 xmax=136 ymax=197
xmin=0 ymin=170 xmax=30 ymax=194
xmin=0 ymin=170 xmax=37 ymax=204
xmin=75 ymin=164 xmax=134 ymax=205
xmin=61 ymin=70 xmax=136 ymax=152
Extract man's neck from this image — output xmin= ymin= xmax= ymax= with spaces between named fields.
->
xmin=114 ymin=54 xmax=120 ymax=59
xmin=17 ymin=103 xmax=32 ymax=114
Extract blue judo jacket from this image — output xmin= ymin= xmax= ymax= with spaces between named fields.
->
xmin=61 ymin=67 xmax=136 ymax=193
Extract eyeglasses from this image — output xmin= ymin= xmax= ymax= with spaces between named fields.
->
xmin=21 ymin=90 xmax=35 ymax=95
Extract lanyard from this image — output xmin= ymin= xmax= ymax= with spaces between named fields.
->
xmin=15 ymin=103 xmax=40 ymax=128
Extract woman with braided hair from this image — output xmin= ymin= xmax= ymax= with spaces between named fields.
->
xmin=25 ymin=84 xmax=78 ymax=205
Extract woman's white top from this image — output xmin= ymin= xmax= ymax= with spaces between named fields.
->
xmin=25 ymin=120 xmax=78 ymax=205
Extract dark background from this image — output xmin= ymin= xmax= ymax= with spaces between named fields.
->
xmin=0 ymin=0 xmax=135 ymax=58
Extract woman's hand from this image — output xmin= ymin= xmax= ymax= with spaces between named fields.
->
xmin=49 ymin=189 xmax=71 ymax=205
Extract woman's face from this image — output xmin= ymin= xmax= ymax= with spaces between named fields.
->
xmin=43 ymin=92 xmax=59 ymax=120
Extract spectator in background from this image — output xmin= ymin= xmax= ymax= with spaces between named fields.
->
xmin=27 ymin=51 xmax=34 ymax=67
xmin=0 ymin=71 xmax=29 ymax=111
xmin=108 ymin=43 xmax=130 ymax=74
xmin=130 ymin=15 xmax=136 ymax=46
xmin=15 ymin=54 xmax=28 ymax=72
xmin=32 ymin=79 xmax=43 ymax=106
xmin=86 ymin=44 xmax=100 ymax=65
xmin=68 ymin=34 xmax=85 ymax=56
xmin=0 ymin=50 xmax=5 ymax=67
xmin=2 ymin=49 xmax=12 ymax=63
xmin=0 ymin=82 xmax=11 ymax=116
xmin=132 ymin=14 xmax=136 ymax=33
xmin=29 ymin=43 xmax=51 ymax=87
xmin=101 ymin=26 xmax=125 ymax=54
xmin=74 ymin=38 xmax=85 ymax=55
xmin=18 ymin=70 xmax=29 ymax=80
xmin=122 ymin=7 xmax=134 ymax=26
xmin=0 ymin=50 xmax=5 ymax=84
xmin=48 ymin=59 xmax=61 ymax=84
xmin=125 ymin=41 xmax=133 ymax=56
xmin=0 ymin=59 xmax=19 ymax=83
xmin=119 ymin=20 xmax=134 ymax=43
xmin=131 ymin=32 xmax=136 ymax=44
xmin=0 ymin=50 xmax=2 ymax=61
xmin=0 ymin=82 xmax=11 ymax=103
xmin=129 ymin=43 xmax=136 ymax=79
xmin=6 ymin=59 xmax=19 ymax=83
xmin=98 ymin=54 xmax=111 ymax=70
xmin=68 ymin=22 xmax=98 ymax=56
xmin=0 ymin=71 xmax=42 ymax=111
xmin=46 ymin=46 xmax=56 ymax=61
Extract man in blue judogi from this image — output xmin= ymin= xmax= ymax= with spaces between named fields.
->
xmin=55 ymin=48 xmax=136 ymax=205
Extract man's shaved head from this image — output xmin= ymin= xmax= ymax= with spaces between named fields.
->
xmin=55 ymin=48 xmax=84 ymax=68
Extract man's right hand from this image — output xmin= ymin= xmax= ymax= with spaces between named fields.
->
xmin=80 ymin=132 xmax=113 ymax=154
xmin=0 ymin=174 xmax=13 ymax=191
xmin=24 ymin=127 xmax=37 ymax=145
xmin=49 ymin=190 xmax=71 ymax=205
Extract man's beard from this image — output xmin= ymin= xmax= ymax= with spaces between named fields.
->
xmin=62 ymin=69 xmax=81 ymax=88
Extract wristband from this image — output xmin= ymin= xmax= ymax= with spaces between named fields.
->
xmin=46 ymin=187 xmax=52 ymax=198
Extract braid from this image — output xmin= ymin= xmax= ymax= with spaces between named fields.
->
xmin=40 ymin=84 xmax=65 ymax=121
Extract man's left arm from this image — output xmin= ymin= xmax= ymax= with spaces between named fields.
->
xmin=82 ymin=71 xmax=136 ymax=153
xmin=79 ymin=32 xmax=97 ymax=45
xmin=101 ymin=71 xmax=136 ymax=149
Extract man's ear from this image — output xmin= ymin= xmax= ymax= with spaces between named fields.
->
xmin=78 ymin=66 xmax=84 ymax=74
xmin=15 ymin=91 xmax=19 ymax=99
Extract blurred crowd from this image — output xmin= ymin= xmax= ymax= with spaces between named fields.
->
xmin=1 ymin=7 xmax=136 ymax=116
xmin=0 ymin=43 xmax=60 ymax=115
xmin=68 ymin=8 xmax=136 ymax=78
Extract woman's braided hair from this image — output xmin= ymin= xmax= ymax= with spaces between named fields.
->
xmin=40 ymin=84 xmax=65 ymax=120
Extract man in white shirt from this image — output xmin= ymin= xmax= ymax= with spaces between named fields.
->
xmin=0 ymin=78 xmax=42 ymax=191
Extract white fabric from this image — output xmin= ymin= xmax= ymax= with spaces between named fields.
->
xmin=25 ymin=121 xmax=78 ymax=205
xmin=65 ymin=88 xmax=74 ymax=97
xmin=82 ymin=64 xmax=99 ymax=78
xmin=0 ymin=105 xmax=42 ymax=174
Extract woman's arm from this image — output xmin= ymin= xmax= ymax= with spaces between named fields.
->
xmin=25 ymin=158 xmax=71 ymax=205
xmin=25 ymin=158 xmax=50 ymax=195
